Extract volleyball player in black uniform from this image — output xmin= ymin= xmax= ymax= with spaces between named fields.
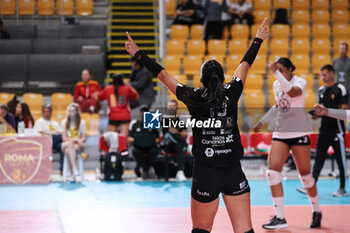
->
xmin=125 ymin=18 xmax=268 ymax=233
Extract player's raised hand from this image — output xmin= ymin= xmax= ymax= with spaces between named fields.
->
xmin=125 ymin=32 xmax=140 ymax=56
xmin=268 ymin=61 xmax=278 ymax=73
xmin=255 ymin=17 xmax=269 ymax=41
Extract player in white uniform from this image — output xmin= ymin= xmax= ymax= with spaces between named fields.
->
xmin=254 ymin=58 xmax=322 ymax=229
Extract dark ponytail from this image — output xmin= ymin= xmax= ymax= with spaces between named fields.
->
xmin=112 ymin=73 xmax=124 ymax=100
xmin=200 ymin=60 xmax=225 ymax=112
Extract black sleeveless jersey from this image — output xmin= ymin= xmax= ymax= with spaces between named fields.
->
xmin=176 ymin=77 xmax=244 ymax=167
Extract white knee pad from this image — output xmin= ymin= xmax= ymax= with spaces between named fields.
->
xmin=266 ymin=169 xmax=282 ymax=186
xmin=299 ymin=174 xmax=315 ymax=188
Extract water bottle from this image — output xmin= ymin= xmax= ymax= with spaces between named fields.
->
xmin=18 ymin=121 xmax=25 ymax=136
xmin=95 ymin=167 xmax=101 ymax=182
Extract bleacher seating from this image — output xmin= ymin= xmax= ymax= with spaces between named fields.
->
xmin=333 ymin=24 xmax=350 ymax=39
xmin=270 ymin=39 xmax=289 ymax=55
xmin=0 ymin=38 xmax=106 ymax=54
xmin=254 ymin=0 xmax=271 ymax=11
xmin=165 ymin=55 xmax=182 ymax=74
xmin=51 ymin=93 xmax=72 ymax=112
xmin=244 ymin=74 xmax=264 ymax=91
xmin=271 ymin=24 xmax=290 ymax=40
xmin=311 ymin=10 xmax=330 ymax=24
xmin=166 ymin=40 xmax=185 ymax=56
xmin=312 ymin=39 xmax=331 ymax=55
xmin=311 ymin=0 xmax=329 ymax=10
xmin=37 ymin=0 xmax=55 ymax=15
xmin=165 ymin=0 xmax=176 ymax=16
xmin=0 ymin=39 xmax=32 ymax=54
xmin=312 ymin=54 xmax=332 ymax=73
xmin=56 ymin=0 xmax=74 ymax=15
xmin=292 ymin=24 xmax=310 ymax=39
xmin=331 ymin=0 xmax=349 ymax=9
xmin=273 ymin=0 xmax=290 ymax=10
xmin=231 ymin=24 xmax=249 ymax=40
xmin=292 ymin=10 xmax=309 ymax=24
xmin=312 ymin=24 xmax=331 ymax=39
xmin=291 ymin=53 xmax=310 ymax=74
xmin=291 ymin=39 xmax=310 ymax=54
xmin=22 ymin=93 xmax=44 ymax=117
xmin=292 ymin=0 xmax=310 ymax=10
xmin=207 ymin=40 xmax=226 ymax=57
xmin=183 ymin=55 xmax=202 ymax=75
xmin=253 ymin=10 xmax=270 ymax=24
xmin=187 ymin=40 xmax=205 ymax=56
xmin=76 ymin=0 xmax=93 ymax=16
xmin=0 ymin=93 xmax=15 ymax=105
xmin=28 ymin=54 xmax=105 ymax=82
xmin=250 ymin=54 xmax=267 ymax=74
xmin=19 ymin=0 xmax=35 ymax=15
xmin=170 ymin=25 xmax=189 ymax=40
xmin=1 ymin=0 xmax=96 ymax=15
xmin=190 ymin=24 xmax=204 ymax=40
xmin=244 ymin=90 xmax=266 ymax=108
xmin=332 ymin=10 xmax=350 ymax=24
xmin=0 ymin=0 xmax=16 ymax=15
xmin=228 ymin=39 xmax=248 ymax=56
xmin=0 ymin=55 xmax=28 ymax=81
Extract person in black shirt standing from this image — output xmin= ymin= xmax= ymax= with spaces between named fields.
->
xmin=125 ymin=17 xmax=268 ymax=233
xmin=0 ymin=19 xmax=10 ymax=40
xmin=129 ymin=105 xmax=160 ymax=179
xmin=297 ymin=64 xmax=348 ymax=197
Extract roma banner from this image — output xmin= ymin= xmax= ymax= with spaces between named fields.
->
xmin=0 ymin=136 xmax=53 ymax=184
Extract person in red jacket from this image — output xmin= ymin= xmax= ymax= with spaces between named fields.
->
xmin=73 ymin=69 xmax=102 ymax=113
xmin=97 ymin=73 xmax=139 ymax=137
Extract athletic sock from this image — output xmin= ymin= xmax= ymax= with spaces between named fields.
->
xmin=272 ymin=197 xmax=284 ymax=219
xmin=308 ymin=195 xmax=321 ymax=213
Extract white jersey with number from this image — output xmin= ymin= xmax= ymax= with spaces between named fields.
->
xmin=272 ymin=75 xmax=313 ymax=139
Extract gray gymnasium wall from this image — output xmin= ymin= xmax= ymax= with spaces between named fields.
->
xmin=0 ymin=25 xmax=106 ymax=83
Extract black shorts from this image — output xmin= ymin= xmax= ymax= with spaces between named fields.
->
xmin=191 ymin=162 xmax=250 ymax=203
xmin=108 ymin=120 xmax=130 ymax=126
xmin=272 ymin=135 xmax=310 ymax=146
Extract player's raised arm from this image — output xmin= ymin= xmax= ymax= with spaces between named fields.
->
xmin=314 ymin=103 xmax=350 ymax=122
xmin=125 ymin=32 xmax=179 ymax=95
xmin=234 ymin=17 xmax=269 ymax=85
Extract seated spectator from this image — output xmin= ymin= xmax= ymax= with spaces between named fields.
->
xmin=61 ymin=103 xmax=87 ymax=182
xmin=173 ymin=0 xmax=195 ymax=27
xmin=74 ymin=69 xmax=101 ymax=113
xmin=7 ymin=95 xmax=19 ymax=116
xmin=0 ymin=19 xmax=10 ymax=39
xmin=34 ymin=104 xmax=65 ymax=175
xmin=162 ymin=100 xmax=188 ymax=182
xmin=129 ymin=105 xmax=160 ymax=179
xmin=229 ymin=0 xmax=253 ymax=25
xmin=129 ymin=56 xmax=155 ymax=108
xmin=97 ymin=73 xmax=139 ymax=137
xmin=0 ymin=105 xmax=16 ymax=132
xmin=15 ymin=102 xmax=34 ymax=129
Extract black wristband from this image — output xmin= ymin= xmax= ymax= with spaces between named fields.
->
xmin=240 ymin=37 xmax=263 ymax=66
xmin=135 ymin=50 xmax=164 ymax=77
